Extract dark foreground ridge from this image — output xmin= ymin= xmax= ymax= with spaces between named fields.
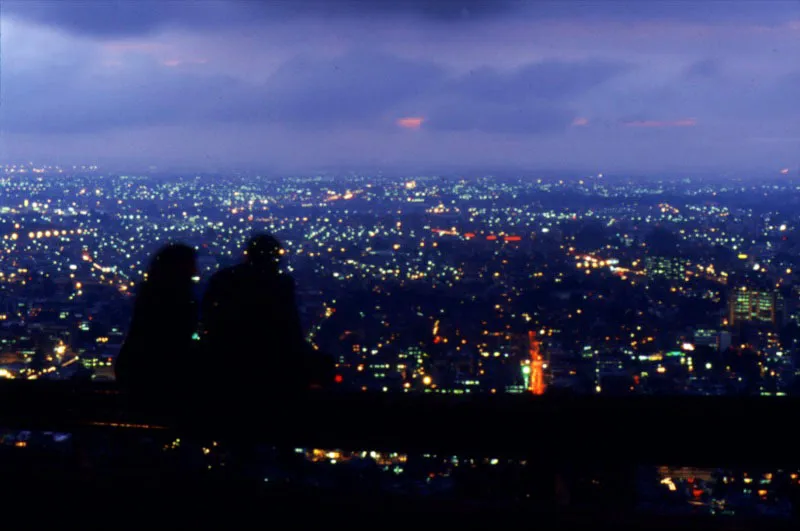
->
xmin=0 ymin=381 xmax=798 ymax=528
xmin=1 ymin=380 xmax=797 ymax=464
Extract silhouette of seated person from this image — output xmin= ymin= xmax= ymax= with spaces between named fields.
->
xmin=202 ymin=234 xmax=331 ymax=402
xmin=115 ymin=243 xmax=198 ymax=406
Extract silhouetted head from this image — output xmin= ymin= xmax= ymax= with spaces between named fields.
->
xmin=245 ymin=233 xmax=282 ymax=272
xmin=146 ymin=243 xmax=197 ymax=286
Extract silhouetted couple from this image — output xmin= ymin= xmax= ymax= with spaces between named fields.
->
xmin=115 ymin=234 xmax=333 ymax=408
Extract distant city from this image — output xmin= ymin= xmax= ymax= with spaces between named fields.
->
xmin=4 ymin=163 xmax=800 ymax=519
xmin=0 ymin=163 xmax=799 ymax=399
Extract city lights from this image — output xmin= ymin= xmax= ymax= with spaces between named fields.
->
xmin=0 ymin=170 xmax=793 ymax=404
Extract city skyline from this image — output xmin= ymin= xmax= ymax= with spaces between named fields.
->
xmin=1 ymin=0 xmax=798 ymax=174
xmin=1 ymin=169 xmax=798 ymax=399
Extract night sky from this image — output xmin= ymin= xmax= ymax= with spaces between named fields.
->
xmin=1 ymin=0 xmax=798 ymax=174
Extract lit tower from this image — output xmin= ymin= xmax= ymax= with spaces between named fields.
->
xmin=528 ymin=331 xmax=546 ymax=395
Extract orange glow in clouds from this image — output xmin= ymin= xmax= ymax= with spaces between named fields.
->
xmin=397 ymin=117 xmax=424 ymax=129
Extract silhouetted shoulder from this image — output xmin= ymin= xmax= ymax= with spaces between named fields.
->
xmin=204 ymin=265 xmax=248 ymax=306
xmin=117 ymin=242 xmax=198 ymax=398
xmin=276 ymin=273 xmax=296 ymax=290
xmin=265 ymin=274 xmax=297 ymax=306
xmin=208 ymin=264 xmax=247 ymax=285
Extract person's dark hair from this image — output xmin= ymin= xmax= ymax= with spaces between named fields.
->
xmin=146 ymin=243 xmax=197 ymax=285
xmin=245 ymin=233 xmax=282 ymax=271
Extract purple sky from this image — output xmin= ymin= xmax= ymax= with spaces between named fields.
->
xmin=1 ymin=0 xmax=798 ymax=174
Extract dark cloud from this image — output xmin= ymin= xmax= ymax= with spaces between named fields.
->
xmin=775 ymin=70 xmax=800 ymax=100
xmin=0 ymin=51 xmax=445 ymax=133
xmin=451 ymin=60 xmax=631 ymax=102
xmin=1 ymin=65 xmax=247 ymax=133
xmin=587 ymin=60 xmax=800 ymax=143
xmin=251 ymin=52 xmax=445 ymax=126
xmin=4 ymin=1 xmax=798 ymax=171
xmin=684 ymin=58 xmax=721 ymax=80
xmin=5 ymin=0 xmax=520 ymax=38
xmin=525 ymin=1 xmax=799 ymax=25
xmin=2 ymin=49 xmax=633 ymax=136
xmin=420 ymin=59 xmax=628 ymax=133
xmin=272 ymin=0 xmax=517 ymax=19
xmin=426 ymin=101 xmax=573 ymax=134
xmin=5 ymin=0 xmax=189 ymax=38
xmin=9 ymin=0 xmax=798 ymax=40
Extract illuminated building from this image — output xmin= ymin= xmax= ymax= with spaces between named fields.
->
xmin=527 ymin=331 xmax=545 ymax=395
xmin=694 ymin=329 xmax=732 ymax=352
xmin=643 ymin=256 xmax=685 ymax=281
xmin=728 ymin=287 xmax=784 ymax=327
